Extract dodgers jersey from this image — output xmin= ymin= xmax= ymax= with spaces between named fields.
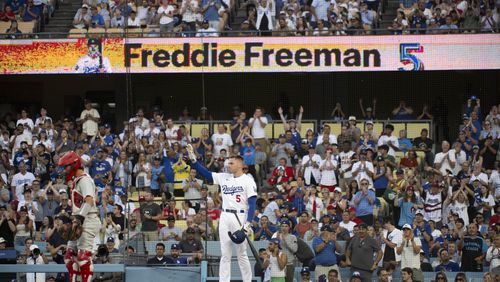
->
xmin=212 ymin=172 xmax=257 ymax=211
xmin=75 ymin=55 xmax=112 ymax=74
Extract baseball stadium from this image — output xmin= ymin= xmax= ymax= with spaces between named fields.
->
xmin=0 ymin=0 xmax=499 ymax=281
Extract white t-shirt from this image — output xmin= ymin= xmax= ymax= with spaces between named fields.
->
xmin=470 ymin=172 xmax=489 ymax=185
xmin=400 ymin=236 xmax=422 ymax=269
xmin=377 ymin=135 xmax=399 ymax=157
xmin=339 ymin=220 xmax=356 ymax=237
xmin=339 ymin=151 xmax=355 ymax=178
xmin=11 ymin=171 xmax=35 ymax=201
xmin=80 ymin=108 xmax=100 ymax=136
xmin=16 ymin=118 xmax=35 ymax=132
xmin=263 ymin=200 xmax=280 ymax=225
xmin=211 ymin=133 xmax=233 ymax=157
xmin=434 ymin=151 xmax=456 ymax=176
xmin=157 ymin=5 xmax=175 ymax=24
xmin=212 ymin=172 xmax=257 ymax=213
xmin=249 ymin=117 xmax=268 ymax=139
xmin=316 ymin=134 xmax=338 ymax=146
xmin=319 ymin=157 xmax=337 ymax=186
xmin=490 ymin=170 xmax=500 ymax=199
xmin=352 ymin=161 xmax=375 ymax=187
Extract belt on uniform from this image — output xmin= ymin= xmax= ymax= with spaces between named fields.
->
xmin=223 ymin=209 xmax=245 ymax=214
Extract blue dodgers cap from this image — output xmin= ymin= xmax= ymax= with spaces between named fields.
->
xmin=269 ymin=238 xmax=281 ymax=248
xmin=170 ymin=244 xmax=181 ymax=250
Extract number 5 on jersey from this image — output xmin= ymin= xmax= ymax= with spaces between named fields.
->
xmin=236 ymin=195 xmax=241 ymax=203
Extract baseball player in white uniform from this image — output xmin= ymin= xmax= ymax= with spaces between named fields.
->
xmin=58 ymin=151 xmax=101 ymax=282
xmin=187 ymin=144 xmax=257 ymax=282
xmin=75 ymin=38 xmax=112 ymax=74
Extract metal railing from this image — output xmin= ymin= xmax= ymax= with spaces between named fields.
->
xmin=0 ymin=27 xmax=496 ymax=39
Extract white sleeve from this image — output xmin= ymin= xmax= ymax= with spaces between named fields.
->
xmin=367 ymin=162 xmax=375 ymax=173
xmin=392 ymin=137 xmax=399 ymax=148
xmin=433 ymin=154 xmax=442 ymax=165
xmin=226 ymin=135 xmax=233 ymax=147
xmin=448 ymin=151 xmax=456 ymax=162
xmin=75 ymin=57 xmax=85 ymax=73
xmin=246 ymin=177 xmax=257 ymax=198
xmin=211 ymin=172 xmax=221 ymax=185
xmin=377 ymin=136 xmax=384 ymax=147
xmin=301 ymin=156 xmax=308 ymax=165
xmin=78 ymin=176 xmax=96 ymax=198
xmin=261 ymin=117 xmax=268 ymax=125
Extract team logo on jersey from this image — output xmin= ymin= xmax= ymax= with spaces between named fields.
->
xmin=221 ymin=185 xmax=244 ymax=195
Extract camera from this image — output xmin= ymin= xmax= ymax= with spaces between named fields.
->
xmin=32 ymin=248 xmax=41 ymax=257
xmin=97 ymin=245 xmax=109 ymax=258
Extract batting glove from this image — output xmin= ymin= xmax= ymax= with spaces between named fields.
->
xmin=243 ymin=221 xmax=252 ymax=234
xmin=186 ymin=144 xmax=197 ymax=162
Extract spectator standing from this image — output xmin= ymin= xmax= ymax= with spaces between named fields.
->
xmin=380 ymin=217 xmax=403 ymax=269
xmin=434 ymin=141 xmax=455 ymax=176
xmin=79 ymin=100 xmax=100 ymax=138
xmin=11 ymin=162 xmax=35 ymax=201
xmin=345 ymin=223 xmax=383 ymax=281
xmin=486 ymin=233 xmax=500 ymax=269
xmin=352 ymin=179 xmax=376 ymax=225
xmin=212 ymin=125 xmax=233 ymax=158
xmin=312 ymin=224 xmax=343 ymax=282
xmin=301 ymin=146 xmax=321 ymax=186
xmin=397 ymin=224 xmax=423 ymax=282
xmin=272 ymin=219 xmax=297 ymax=282
xmin=201 ymin=0 xmax=221 ymax=31
xmin=157 ymin=0 xmax=175 ymax=35
xmin=458 ymin=222 xmax=487 ymax=272
xmin=140 ymin=192 xmax=161 ymax=241
xmin=263 ymin=238 xmax=287 ymax=282
xmin=377 ymin=124 xmax=399 ymax=157
xmin=249 ymin=107 xmax=269 ymax=155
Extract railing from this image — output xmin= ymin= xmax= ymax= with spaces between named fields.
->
xmin=166 ymin=119 xmax=432 ymax=140
xmin=0 ymin=27 xmax=496 ymax=39
xmin=319 ymin=119 xmax=434 ymax=140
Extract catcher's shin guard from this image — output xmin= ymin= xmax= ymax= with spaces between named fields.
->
xmin=77 ymin=249 xmax=94 ymax=282
xmin=64 ymin=248 xmax=79 ymax=282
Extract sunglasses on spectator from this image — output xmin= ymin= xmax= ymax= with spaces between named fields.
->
xmin=360 ymin=182 xmax=369 ymax=186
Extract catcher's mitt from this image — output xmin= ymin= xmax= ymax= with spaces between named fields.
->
xmin=67 ymin=215 xmax=84 ymax=241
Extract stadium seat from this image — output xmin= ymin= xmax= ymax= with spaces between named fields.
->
xmin=325 ymin=123 xmax=342 ymax=136
xmin=191 ymin=123 xmax=209 ymax=138
xmin=68 ymin=28 xmax=87 ymax=38
xmin=142 ymin=27 xmax=160 ymax=37
xmin=126 ymin=27 xmax=142 ymax=37
xmin=372 ymin=122 xmax=384 ymax=135
xmin=300 ymin=122 xmax=315 ymax=137
xmin=406 ymin=122 xmax=430 ymax=139
xmin=18 ymin=21 xmax=35 ymax=34
xmin=87 ymin=27 xmax=106 ymax=36
xmin=273 ymin=123 xmax=285 ymax=139
xmin=391 ymin=123 xmax=406 ymax=135
xmin=106 ymin=28 xmax=124 ymax=38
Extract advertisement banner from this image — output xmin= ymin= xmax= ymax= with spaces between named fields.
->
xmin=0 ymin=34 xmax=499 ymax=74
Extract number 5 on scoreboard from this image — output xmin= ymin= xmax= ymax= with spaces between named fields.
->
xmin=398 ymin=43 xmax=425 ymax=71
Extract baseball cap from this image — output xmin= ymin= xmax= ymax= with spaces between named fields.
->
xmin=29 ymin=244 xmax=39 ymax=251
xmin=402 ymin=224 xmax=412 ymax=230
xmin=321 ymin=225 xmax=333 ymax=232
xmin=334 ymin=187 xmax=342 ymax=193
xmin=301 ymin=139 xmax=308 ymax=144
xmin=279 ymin=133 xmax=286 ymax=139
xmin=348 ymin=207 xmax=356 ymax=212
xmin=0 ymin=237 xmax=5 ymax=244
xmin=300 ymin=267 xmax=310 ymax=274
xmin=358 ymin=222 xmax=368 ymax=229
xmin=352 ymin=271 xmax=362 ymax=278
xmin=280 ymin=219 xmax=290 ymax=226
xmin=171 ymin=243 xmax=181 ymax=250
xmin=376 ymin=156 xmax=384 ymax=162
xmin=269 ymin=238 xmax=281 ymax=248
xmin=365 ymin=120 xmax=374 ymax=125
xmin=275 ymin=194 xmax=284 ymax=200
xmin=366 ymin=107 xmax=373 ymax=112
xmin=462 ymin=114 xmax=470 ymax=120
xmin=104 ymin=123 xmax=111 ymax=128
xmin=348 ymin=116 xmax=356 ymax=121
xmin=415 ymin=210 xmax=424 ymax=216
xmin=472 ymin=145 xmax=480 ymax=150
xmin=107 ymin=237 xmax=115 ymax=243
xmin=167 ymin=215 xmax=175 ymax=221
xmin=87 ymin=38 xmax=100 ymax=45
xmin=308 ymin=144 xmax=315 ymax=149
xmin=19 ymin=206 xmax=28 ymax=212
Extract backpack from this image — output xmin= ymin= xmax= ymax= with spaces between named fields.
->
xmin=294 ymin=237 xmax=314 ymax=263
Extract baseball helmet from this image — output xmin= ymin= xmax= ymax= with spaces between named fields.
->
xmin=58 ymin=151 xmax=82 ymax=182
xmin=228 ymin=230 xmax=246 ymax=244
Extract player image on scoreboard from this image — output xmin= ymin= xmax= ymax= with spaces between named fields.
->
xmin=75 ymin=38 xmax=112 ymax=74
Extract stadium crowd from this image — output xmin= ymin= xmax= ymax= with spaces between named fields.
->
xmin=0 ymin=97 xmax=499 ymax=281
xmin=1 ymin=0 xmax=499 ymax=37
